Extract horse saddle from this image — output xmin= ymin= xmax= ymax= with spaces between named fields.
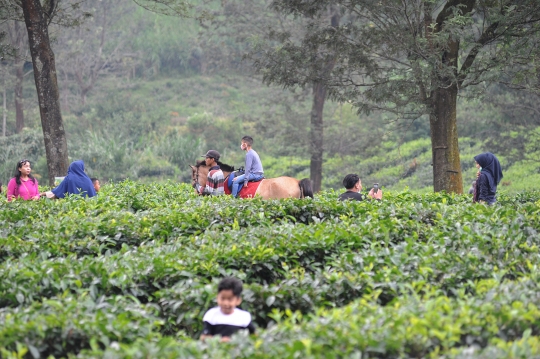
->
xmin=225 ymin=170 xmax=265 ymax=198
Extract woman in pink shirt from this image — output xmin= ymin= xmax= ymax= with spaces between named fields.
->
xmin=7 ymin=159 xmax=40 ymax=201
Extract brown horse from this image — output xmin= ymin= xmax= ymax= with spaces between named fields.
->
xmin=190 ymin=160 xmax=313 ymax=199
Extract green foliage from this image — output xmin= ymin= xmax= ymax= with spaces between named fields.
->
xmin=0 ymin=129 xmax=47 ymax=184
xmin=1 ymin=183 xmax=540 ymax=357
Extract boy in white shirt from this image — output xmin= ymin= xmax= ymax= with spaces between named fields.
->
xmin=200 ymin=277 xmax=255 ymax=342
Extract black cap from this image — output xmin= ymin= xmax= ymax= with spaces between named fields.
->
xmin=201 ymin=150 xmax=220 ymax=160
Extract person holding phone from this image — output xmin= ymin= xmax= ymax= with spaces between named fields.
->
xmin=338 ymin=174 xmax=382 ymax=201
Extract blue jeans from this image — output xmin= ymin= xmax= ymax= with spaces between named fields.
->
xmin=232 ymin=173 xmax=264 ymax=197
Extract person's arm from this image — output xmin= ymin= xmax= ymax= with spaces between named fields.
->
xmin=32 ymin=180 xmax=40 ymax=200
xmin=247 ymin=321 xmax=256 ymax=334
xmin=244 ymin=152 xmax=253 ymax=182
xmin=477 ymin=173 xmax=489 ymax=203
xmin=213 ymin=171 xmax=225 ymax=195
xmin=6 ymin=179 xmax=17 ymax=202
xmin=368 ymin=188 xmax=383 ymax=201
xmin=200 ymin=321 xmax=213 ymax=341
xmin=209 ymin=172 xmax=219 ymax=196
xmin=201 ymin=173 xmax=215 ymax=195
xmin=42 ymin=191 xmax=57 ymax=199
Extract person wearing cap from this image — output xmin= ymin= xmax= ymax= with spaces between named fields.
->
xmin=199 ymin=150 xmax=225 ymax=196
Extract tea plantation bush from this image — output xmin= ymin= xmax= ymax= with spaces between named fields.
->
xmin=1 ymin=182 xmax=540 ymax=358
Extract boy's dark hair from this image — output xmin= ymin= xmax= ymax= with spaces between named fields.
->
xmin=91 ymin=178 xmax=99 ymax=184
xmin=218 ymin=277 xmax=243 ymax=297
xmin=241 ymin=136 xmax=254 ymax=146
xmin=343 ymin=174 xmax=360 ymax=190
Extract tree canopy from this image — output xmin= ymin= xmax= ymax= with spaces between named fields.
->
xmin=252 ymin=0 xmax=540 ymax=192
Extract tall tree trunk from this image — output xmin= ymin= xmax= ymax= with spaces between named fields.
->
xmin=427 ymin=20 xmax=464 ymax=194
xmin=2 ymin=82 xmax=6 ymax=137
xmin=21 ymin=0 xmax=69 ymax=186
xmin=429 ymin=84 xmax=463 ymax=193
xmin=309 ymin=9 xmax=340 ymax=193
xmin=11 ymin=21 xmax=26 ymax=133
xmin=14 ymin=56 xmax=25 ymax=133
xmin=310 ymin=82 xmax=326 ymax=192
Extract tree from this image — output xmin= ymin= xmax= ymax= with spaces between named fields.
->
xmin=7 ymin=19 xmax=27 ymax=133
xmin=309 ymin=7 xmax=340 ymax=192
xmin=0 ymin=0 xmax=89 ymax=184
xmin=206 ymin=0 xmax=340 ymax=191
xmin=20 ymin=0 xmax=70 ymax=185
xmin=132 ymin=0 xmax=202 ymax=16
xmin=56 ymin=0 xmax=132 ymax=107
xmin=259 ymin=0 xmax=540 ymax=193
xmin=0 ymin=0 xmax=93 ymax=185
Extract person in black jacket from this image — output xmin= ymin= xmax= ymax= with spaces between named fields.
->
xmin=473 ymin=152 xmax=503 ymax=205
xmin=338 ymin=174 xmax=382 ymax=201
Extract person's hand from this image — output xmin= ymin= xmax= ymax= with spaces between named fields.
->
xmin=244 ymin=182 xmax=248 ymax=188
xmin=200 ymin=334 xmax=211 ymax=341
xmin=43 ymin=191 xmax=56 ymax=199
xmin=476 ymin=171 xmax=481 ymax=179
xmin=233 ymin=177 xmax=238 ymax=181
xmin=220 ymin=336 xmax=231 ymax=343
xmin=32 ymin=195 xmax=41 ymax=200
xmin=368 ymin=188 xmax=383 ymax=200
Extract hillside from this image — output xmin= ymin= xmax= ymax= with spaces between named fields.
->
xmin=2 ymin=71 xmax=540 ymax=193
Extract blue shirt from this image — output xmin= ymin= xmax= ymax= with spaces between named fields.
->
xmin=244 ymin=149 xmax=263 ymax=181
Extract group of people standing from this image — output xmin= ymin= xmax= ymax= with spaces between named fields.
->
xmin=2 ymin=159 xmax=100 ymax=201
xmin=2 ymin=147 xmax=503 ymax=204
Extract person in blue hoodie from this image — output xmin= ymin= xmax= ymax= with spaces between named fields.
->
xmin=44 ymin=160 xmax=96 ymax=199
xmin=473 ymin=152 xmax=503 ymax=205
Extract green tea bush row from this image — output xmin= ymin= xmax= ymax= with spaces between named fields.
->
xmin=2 ymin=216 xmax=540 ymax=341
xmin=0 ymin=215 xmax=536 ymax=307
xmin=2 ymin=184 xmax=540 ymax=358
xmin=2 ymin=182 xmax=539 ymax=262
xmin=10 ymin=277 xmax=536 ymax=359
xmin=0 ymin=293 xmax=162 ymax=358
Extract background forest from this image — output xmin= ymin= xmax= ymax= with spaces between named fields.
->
xmin=1 ymin=0 xmax=540 ymax=192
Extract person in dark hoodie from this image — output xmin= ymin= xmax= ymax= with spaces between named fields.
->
xmin=43 ymin=160 xmax=96 ymax=199
xmin=473 ymin=152 xmax=503 ymax=205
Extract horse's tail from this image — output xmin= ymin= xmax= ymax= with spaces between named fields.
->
xmin=299 ymin=178 xmax=314 ymax=198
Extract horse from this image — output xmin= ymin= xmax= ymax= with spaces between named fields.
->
xmin=190 ymin=160 xmax=313 ymax=199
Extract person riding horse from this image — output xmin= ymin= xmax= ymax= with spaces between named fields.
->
xmin=191 ymin=159 xmax=313 ymax=200
xmin=232 ymin=136 xmax=264 ymax=198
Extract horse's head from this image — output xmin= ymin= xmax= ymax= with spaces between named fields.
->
xmin=190 ymin=160 xmax=209 ymax=190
